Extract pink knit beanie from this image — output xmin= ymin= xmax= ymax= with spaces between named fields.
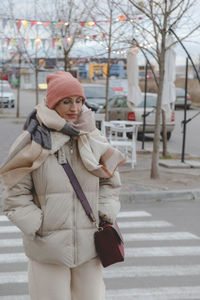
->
xmin=46 ymin=71 xmax=86 ymax=109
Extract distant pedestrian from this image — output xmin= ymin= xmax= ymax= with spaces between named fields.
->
xmin=0 ymin=71 xmax=125 ymax=300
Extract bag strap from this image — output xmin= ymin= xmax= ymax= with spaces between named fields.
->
xmin=62 ymin=162 xmax=98 ymax=226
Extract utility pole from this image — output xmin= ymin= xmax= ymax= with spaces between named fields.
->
xmin=35 ymin=0 xmax=39 ymax=105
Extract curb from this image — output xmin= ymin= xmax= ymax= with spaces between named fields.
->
xmin=119 ymin=189 xmax=200 ymax=203
xmin=1 ymin=189 xmax=200 ymax=209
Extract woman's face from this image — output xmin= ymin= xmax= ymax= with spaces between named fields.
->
xmin=55 ymin=96 xmax=83 ymax=123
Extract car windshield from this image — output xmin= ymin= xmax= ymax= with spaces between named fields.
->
xmin=83 ymin=86 xmax=114 ymax=99
xmin=138 ymin=95 xmax=157 ymax=107
xmin=0 ymin=85 xmax=12 ymax=93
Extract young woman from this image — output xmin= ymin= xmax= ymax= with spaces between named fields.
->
xmin=0 ymin=71 xmax=125 ymax=300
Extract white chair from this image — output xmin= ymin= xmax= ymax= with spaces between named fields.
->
xmin=94 ymin=113 xmax=105 ymax=130
xmin=101 ymin=121 xmax=137 ymax=168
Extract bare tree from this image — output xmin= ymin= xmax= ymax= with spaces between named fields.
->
xmin=120 ymin=0 xmax=200 ymax=178
xmin=48 ymin=0 xmax=92 ymax=73
xmin=86 ymin=0 xmax=128 ymax=120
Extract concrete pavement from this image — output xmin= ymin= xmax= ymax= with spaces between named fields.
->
xmin=119 ymin=152 xmax=200 ymax=203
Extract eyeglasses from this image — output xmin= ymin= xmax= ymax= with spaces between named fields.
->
xmin=60 ymin=97 xmax=84 ymax=105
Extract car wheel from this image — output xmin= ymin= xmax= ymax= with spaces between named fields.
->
xmin=167 ymin=132 xmax=171 ymax=140
xmin=161 ymin=131 xmax=172 ymax=140
xmin=127 ymin=132 xmax=133 ymax=139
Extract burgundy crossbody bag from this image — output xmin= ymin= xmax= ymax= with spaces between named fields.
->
xmin=62 ymin=161 xmax=125 ymax=268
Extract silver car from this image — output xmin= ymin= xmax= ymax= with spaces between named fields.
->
xmin=98 ymin=93 xmax=175 ymax=140
xmin=175 ymin=87 xmax=192 ymax=109
xmin=83 ymin=83 xmax=115 ymax=111
xmin=0 ymin=85 xmax=15 ymax=108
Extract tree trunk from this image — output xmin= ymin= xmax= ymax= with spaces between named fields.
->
xmin=16 ymin=53 xmax=21 ymax=118
xmin=105 ymin=8 xmax=112 ymax=122
xmin=35 ymin=67 xmax=39 ymax=105
xmin=151 ymin=53 xmax=165 ymax=179
xmin=162 ymin=109 xmax=167 ymax=156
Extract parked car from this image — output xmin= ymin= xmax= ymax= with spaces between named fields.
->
xmin=0 ymin=85 xmax=15 ymax=108
xmin=83 ymin=83 xmax=115 ymax=112
xmin=0 ymin=80 xmax=11 ymax=88
xmin=98 ymin=93 xmax=175 ymax=140
xmin=175 ymin=87 xmax=192 ymax=109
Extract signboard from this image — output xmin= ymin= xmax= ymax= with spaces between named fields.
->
xmin=109 ymin=79 xmax=128 ymax=95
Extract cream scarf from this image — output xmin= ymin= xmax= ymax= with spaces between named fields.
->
xmin=0 ymin=101 xmax=125 ymax=189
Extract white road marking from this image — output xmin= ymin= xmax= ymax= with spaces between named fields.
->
xmin=0 ymin=211 xmax=152 ymax=222
xmin=118 ymin=211 xmax=152 ymax=218
xmin=103 ymin=265 xmax=200 ymax=278
xmin=118 ymin=221 xmax=173 ymax=228
xmin=1 ymin=246 xmax=200 ymax=263
xmin=0 ymin=226 xmax=20 ymax=233
xmin=125 ymin=246 xmax=200 ymax=257
xmin=0 ymin=239 xmax=22 ymax=247
xmin=0 ymin=216 xmax=9 ymax=222
xmin=0 ymin=253 xmax=27 ymax=264
xmin=1 ymin=264 xmax=200 ymax=284
xmin=0 ymin=272 xmax=27 ymax=284
xmin=124 ymin=232 xmax=199 ymax=241
xmin=0 ymin=297 xmax=29 ymax=300
xmin=106 ymin=286 xmax=200 ymax=300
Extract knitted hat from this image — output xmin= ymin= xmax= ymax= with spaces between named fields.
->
xmin=46 ymin=71 xmax=86 ymax=109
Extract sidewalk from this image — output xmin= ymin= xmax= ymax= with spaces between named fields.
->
xmin=119 ymin=151 xmax=200 ymax=203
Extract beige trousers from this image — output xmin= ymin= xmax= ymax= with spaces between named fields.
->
xmin=28 ymin=257 xmax=105 ymax=300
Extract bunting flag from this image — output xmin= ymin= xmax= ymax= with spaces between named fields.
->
xmin=25 ymin=38 xmax=30 ymax=47
xmin=16 ymin=20 xmax=22 ymax=31
xmin=52 ymin=38 xmax=56 ymax=48
xmin=35 ymin=38 xmax=41 ymax=48
xmin=21 ymin=20 xmax=29 ymax=30
xmin=31 ymin=20 xmax=37 ymax=27
xmin=0 ymin=32 xmax=108 ymax=51
xmin=0 ymin=14 xmax=142 ymax=32
xmin=6 ymin=38 xmax=11 ymax=47
xmin=2 ymin=17 xmax=8 ymax=28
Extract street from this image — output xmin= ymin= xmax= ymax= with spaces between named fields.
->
xmin=0 ymin=201 xmax=200 ymax=299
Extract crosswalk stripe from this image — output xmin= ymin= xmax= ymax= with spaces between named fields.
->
xmin=0 ymin=253 xmax=27 ymax=264
xmin=125 ymin=246 xmax=200 ymax=257
xmin=103 ymin=265 xmax=200 ymax=278
xmin=1 ymin=246 xmax=200 ymax=263
xmin=124 ymin=232 xmax=199 ymax=241
xmin=0 ymin=232 xmax=197 ymax=248
xmin=0 ymin=211 xmax=152 ymax=223
xmin=0 ymin=216 xmax=9 ymax=222
xmin=0 ymin=272 xmax=27 ymax=284
xmin=0 ymin=297 xmax=29 ymax=300
xmin=118 ymin=211 xmax=151 ymax=218
xmin=0 ymin=221 xmax=173 ymax=235
xmin=0 ymin=226 xmax=20 ymax=233
xmin=0 ymin=239 xmax=22 ymax=247
xmin=1 ymin=264 xmax=200 ymax=284
xmin=106 ymin=286 xmax=200 ymax=300
xmin=118 ymin=221 xmax=173 ymax=228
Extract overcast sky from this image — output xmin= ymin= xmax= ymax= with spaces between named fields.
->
xmin=1 ymin=0 xmax=200 ymax=66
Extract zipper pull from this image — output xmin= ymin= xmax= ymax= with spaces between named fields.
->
xmin=70 ymin=137 xmax=73 ymax=154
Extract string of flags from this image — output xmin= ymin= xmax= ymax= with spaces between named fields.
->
xmin=0 ymin=33 xmax=107 ymax=50
xmin=0 ymin=14 xmax=143 ymax=31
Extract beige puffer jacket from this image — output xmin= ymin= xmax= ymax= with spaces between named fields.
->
xmin=2 ymin=131 xmax=121 ymax=268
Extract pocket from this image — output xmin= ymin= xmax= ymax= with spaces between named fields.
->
xmin=23 ymin=230 xmax=73 ymax=266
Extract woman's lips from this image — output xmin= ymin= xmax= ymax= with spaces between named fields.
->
xmin=67 ymin=114 xmax=77 ymax=118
